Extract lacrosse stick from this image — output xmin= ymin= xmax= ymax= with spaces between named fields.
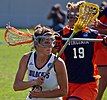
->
xmin=29 ymin=2 xmax=99 ymax=97
xmin=4 ymin=25 xmax=33 ymax=46
xmin=44 ymin=1 xmax=99 ymax=76
xmin=62 ymin=38 xmax=103 ymax=42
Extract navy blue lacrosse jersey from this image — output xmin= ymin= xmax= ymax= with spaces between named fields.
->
xmin=59 ymin=28 xmax=98 ymax=83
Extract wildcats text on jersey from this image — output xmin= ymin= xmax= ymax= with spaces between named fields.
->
xmin=29 ymin=70 xmax=50 ymax=79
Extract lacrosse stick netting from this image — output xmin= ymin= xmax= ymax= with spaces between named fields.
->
xmin=73 ymin=2 xmax=99 ymax=33
xmin=4 ymin=26 xmax=33 ymax=46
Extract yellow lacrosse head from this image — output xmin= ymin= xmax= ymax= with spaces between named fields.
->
xmin=73 ymin=2 xmax=99 ymax=33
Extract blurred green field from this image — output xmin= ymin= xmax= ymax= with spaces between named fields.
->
xmin=0 ymin=28 xmax=31 ymax=100
xmin=0 ymin=28 xmax=107 ymax=100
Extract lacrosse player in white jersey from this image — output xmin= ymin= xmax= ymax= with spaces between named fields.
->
xmin=13 ymin=24 xmax=68 ymax=100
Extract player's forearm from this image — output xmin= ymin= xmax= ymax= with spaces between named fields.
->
xmin=31 ymin=88 xmax=67 ymax=98
xmin=13 ymin=80 xmax=34 ymax=91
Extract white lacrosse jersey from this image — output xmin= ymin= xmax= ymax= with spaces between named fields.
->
xmin=26 ymin=51 xmax=62 ymax=100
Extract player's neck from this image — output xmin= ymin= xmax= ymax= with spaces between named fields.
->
xmin=36 ymin=53 xmax=50 ymax=62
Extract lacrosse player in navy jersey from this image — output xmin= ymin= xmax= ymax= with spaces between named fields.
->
xmin=13 ymin=24 xmax=68 ymax=100
xmin=53 ymin=1 xmax=107 ymax=100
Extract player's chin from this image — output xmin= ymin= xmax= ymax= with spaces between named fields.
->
xmin=45 ymin=49 xmax=52 ymax=55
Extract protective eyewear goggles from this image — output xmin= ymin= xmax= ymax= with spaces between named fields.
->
xmin=34 ymin=35 xmax=56 ymax=48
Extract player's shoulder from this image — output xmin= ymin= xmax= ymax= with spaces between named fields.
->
xmin=57 ymin=26 xmax=73 ymax=38
xmin=52 ymin=53 xmax=64 ymax=63
xmin=89 ymin=28 xmax=98 ymax=34
xmin=87 ymin=28 xmax=99 ymax=38
xmin=54 ymin=56 xmax=66 ymax=71
xmin=21 ymin=51 xmax=33 ymax=61
xmin=24 ymin=51 xmax=33 ymax=56
xmin=58 ymin=57 xmax=65 ymax=65
xmin=54 ymin=55 xmax=65 ymax=66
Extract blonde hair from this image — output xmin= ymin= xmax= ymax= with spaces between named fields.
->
xmin=34 ymin=24 xmax=56 ymax=37
xmin=66 ymin=1 xmax=85 ymax=10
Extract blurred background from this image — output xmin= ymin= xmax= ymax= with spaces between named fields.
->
xmin=0 ymin=0 xmax=105 ymax=28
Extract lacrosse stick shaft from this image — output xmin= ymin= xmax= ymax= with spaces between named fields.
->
xmin=44 ymin=1 xmax=100 ymax=77
xmin=30 ymin=33 xmax=76 ymax=96
xmin=44 ymin=32 xmax=76 ymax=77
xmin=62 ymin=38 xmax=103 ymax=42
xmin=31 ymin=1 xmax=100 ymax=94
